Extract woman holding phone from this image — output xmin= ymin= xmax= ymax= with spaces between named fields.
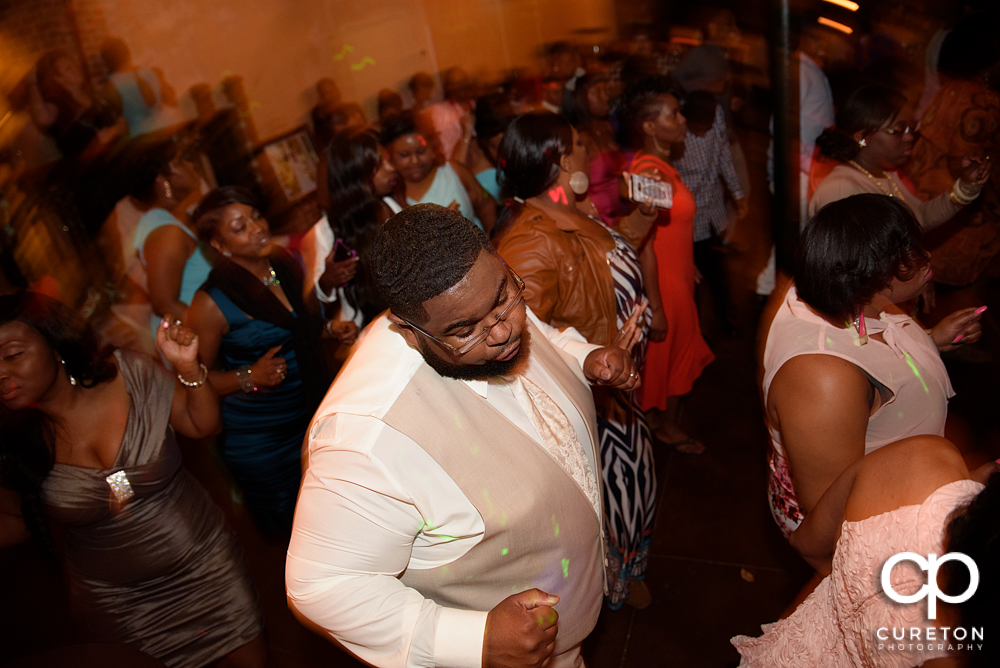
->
xmin=623 ymin=77 xmax=715 ymax=454
xmin=185 ymin=187 xmax=332 ymax=532
xmin=301 ymin=128 xmax=402 ymax=330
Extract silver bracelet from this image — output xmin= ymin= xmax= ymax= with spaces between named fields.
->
xmin=177 ymin=363 xmax=208 ymax=388
xmin=236 ymin=365 xmax=257 ymax=394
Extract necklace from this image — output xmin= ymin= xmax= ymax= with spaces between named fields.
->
xmin=848 ymin=160 xmax=905 ymax=199
xmin=652 ymin=136 xmax=670 ymax=158
xmin=261 ymin=266 xmax=280 ymax=288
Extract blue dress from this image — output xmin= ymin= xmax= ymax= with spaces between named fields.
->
xmin=205 ymin=286 xmax=310 ymax=531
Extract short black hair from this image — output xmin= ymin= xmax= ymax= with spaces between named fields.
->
xmin=496 ymin=112 xmax=572 ymax=201
xmin=380 ymin=110 xmax=421 ymax=146
xmin=621 ymin=76 xmax=683 ymax=146
xmin=192 ymin=186 xmax=260 ymax=242
xmin=815 ymin=86 xmax=906 ymax=162
xmin=370 ymin=203 xmax=491 ymax=325
xmin=795 ymin=194 xmax=927 ymax=322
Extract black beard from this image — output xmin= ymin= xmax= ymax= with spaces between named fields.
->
xmin=419 ymin=326 xmax=531 ymax=380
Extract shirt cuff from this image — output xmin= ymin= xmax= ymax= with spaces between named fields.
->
xmin=315 ymin=283 xmax=339 ymax=304
xmin=563 ymin=340 xmax=601 ymax=377
xmin=432 ymin=607 xmax=488 ymax=668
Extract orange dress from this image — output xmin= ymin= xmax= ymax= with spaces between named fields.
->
xmin=630 ymin=151 xmax=715 ymax=410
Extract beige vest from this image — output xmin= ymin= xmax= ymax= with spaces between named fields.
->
xmin=387 ymin=321 xmax=605 ymax=657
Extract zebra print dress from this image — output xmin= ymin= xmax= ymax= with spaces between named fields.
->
xmin=595 ymin=222 xmax=658 ymax=609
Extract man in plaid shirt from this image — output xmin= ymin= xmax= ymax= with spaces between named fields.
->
xmin=673 ymin=91 xmax=748 ymax=335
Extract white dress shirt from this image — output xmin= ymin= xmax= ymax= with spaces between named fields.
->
xmin=299 ymin=197 xmax=404 ymax=325
xmin=286 ymin=309 xmax=600 ymax=668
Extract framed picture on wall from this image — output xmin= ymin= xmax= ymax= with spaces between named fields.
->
xmin=254 ymin=126 xmax=320 ymax=209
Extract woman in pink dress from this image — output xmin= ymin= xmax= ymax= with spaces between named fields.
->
xmin=622 ymin=78 xmax=715 ymax=452
xmin=732 ymin=434 xmax=999 ymax=668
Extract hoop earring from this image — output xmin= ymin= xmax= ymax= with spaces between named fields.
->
xmin=61 ymin=358 xmax=78 ymax=386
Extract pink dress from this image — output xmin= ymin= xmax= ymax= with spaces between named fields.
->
xmin=732 ymin=479 xmax=983 ymax=667
xmin=762 ymin=286 xmax=954 ymax=538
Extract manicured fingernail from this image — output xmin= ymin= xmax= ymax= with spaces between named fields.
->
xmin=953 ymin=334 xmax=965 ymax=344
xmin=161 ymin=318 xmax=169 ymax=328
xmin=975 ymin=305 xmax=988 ymax=315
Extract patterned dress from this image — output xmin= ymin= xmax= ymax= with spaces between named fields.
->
xmin=595 ymin=223 xmax=658 ymax=608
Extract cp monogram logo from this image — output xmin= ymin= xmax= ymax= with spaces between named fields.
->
xmin=881 ymin=552 xmax=979 ymax=619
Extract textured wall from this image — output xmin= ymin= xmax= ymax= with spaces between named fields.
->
xmin=93 ymin=0 xmax=616 ymax=139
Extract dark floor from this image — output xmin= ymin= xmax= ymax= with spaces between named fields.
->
xmin=3 ymin=126 xmax=999 ymax=667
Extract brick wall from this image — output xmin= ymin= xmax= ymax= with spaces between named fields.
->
xmin=0 ymin=0 xmax=110 ymax=87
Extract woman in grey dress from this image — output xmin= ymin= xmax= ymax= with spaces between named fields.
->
xmin=0 ymin=291 xmax=265 ymax=668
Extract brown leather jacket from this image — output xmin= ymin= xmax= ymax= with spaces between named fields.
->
xmin=495 ymin=204 xmax=617 ymax=346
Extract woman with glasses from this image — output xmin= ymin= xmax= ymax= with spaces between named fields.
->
xmin=494 ymin=112 xmax=658 ymax=610
xmin=185 ymin=187 xmax=331 ymax=533
xmin=810 ymin=85 xmax=988 ymax=228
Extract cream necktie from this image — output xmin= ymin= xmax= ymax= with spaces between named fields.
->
xmin=505 ymin=374 xmax=601 ymax=518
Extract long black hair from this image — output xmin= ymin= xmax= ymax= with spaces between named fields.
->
xmin=0 ymin=292 xmax=118 ymax=551
xmin=493 ymin=112 xmax=574 ymax=239
xmin=325 ymin=128 xmax=389 ymax=324
xmin=815 ymin=85 xmax=906 ymax=163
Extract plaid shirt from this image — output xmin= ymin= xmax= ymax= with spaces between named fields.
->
xmin=673 ymin=105 xmax=745 ymax=242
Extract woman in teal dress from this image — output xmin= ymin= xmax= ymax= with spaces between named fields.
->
xmin=186 ymin=187 xmax=332 ymax=532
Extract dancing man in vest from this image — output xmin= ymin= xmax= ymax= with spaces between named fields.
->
xmin=287 ymin=203 xmax=641 ymax=668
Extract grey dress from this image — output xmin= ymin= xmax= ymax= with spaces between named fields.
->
xmin=41 ymin=350 xmax=263 ymax=668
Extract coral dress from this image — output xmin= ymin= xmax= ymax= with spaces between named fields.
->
xmin=732 ymin=479 xmax=982 ymax=667
xmin=629 ymin=151 xmax=714 ymax=410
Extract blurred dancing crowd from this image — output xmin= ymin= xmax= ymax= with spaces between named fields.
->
xmin=1 ymin=1 xmax=999 ymax=667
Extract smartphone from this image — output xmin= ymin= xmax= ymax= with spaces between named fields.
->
xmin=624 ymin=172 xmax=673 ymax=209
xmin=332 ymin=238 xmax=357 ymax=263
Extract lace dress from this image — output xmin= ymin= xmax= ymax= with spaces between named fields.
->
xmin=732 ymin=479 xmax=983 ymax=667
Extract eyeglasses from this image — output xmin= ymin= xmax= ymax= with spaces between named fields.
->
xmin=399 ymin=264 xmax=526 ymax=355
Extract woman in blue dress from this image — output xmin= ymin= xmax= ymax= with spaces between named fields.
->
xmin=185 ymin=187 xmax=331 ymax=532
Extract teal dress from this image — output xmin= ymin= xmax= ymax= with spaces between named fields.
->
xmin=203 ymin=287 xmax=309 ymax=531
xmin=475 ymin=167 xmax=502 ymax=201
xmin=134 ymin=209 xmax=213 ymax=336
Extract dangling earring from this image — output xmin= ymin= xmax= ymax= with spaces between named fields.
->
xmin=163 ymin=180 xmax=173 ymax=200
xmin=61 ymin=358 xmax=78 ymax=386
xmin=858 ymin=138 xmax=867 ymax=148
xmin=853 ymin=311 xmax=869 ymax=346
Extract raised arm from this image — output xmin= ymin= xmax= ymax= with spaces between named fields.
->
xmin=158 ymin=317 xmax=221 ymax=438
xmin=144 ymin=225 xmax=194 ymax=323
